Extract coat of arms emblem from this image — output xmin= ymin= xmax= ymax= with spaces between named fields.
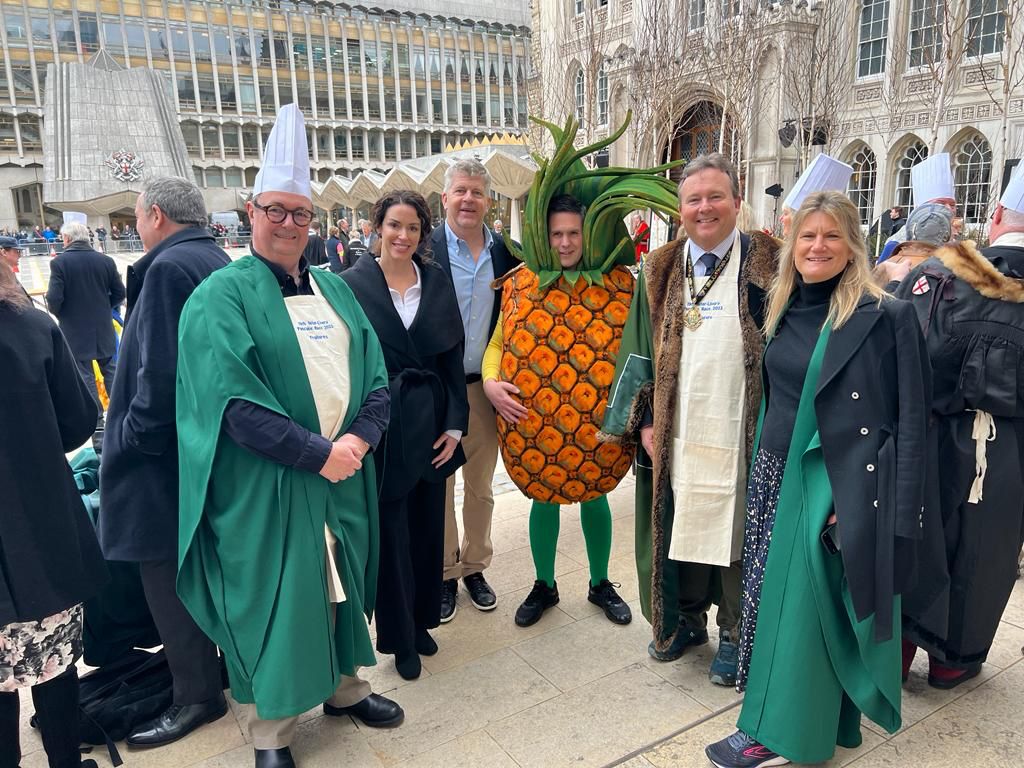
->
xmin=105 ymin=149 xmax=145 ymax=182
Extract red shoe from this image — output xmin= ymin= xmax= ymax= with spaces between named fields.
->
xmin=927 ymin=658 xmax=982 ymax=690
xmin=901 ymin=639 xmax=917 ymax=683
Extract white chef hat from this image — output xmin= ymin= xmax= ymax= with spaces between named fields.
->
xmin=62 ymin=211 xmax=88 ymax=226
xmin=999 ymin=162 xmax=1024 ymax=214
xmin=252 ymin=103 xmax=312 ymax=201
xmin=911 ymin=153 xmax=955 ymax=204
xmin=782 ymin=154 xmax=854 ymax=211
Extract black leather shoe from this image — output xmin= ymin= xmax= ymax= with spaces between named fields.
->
xmin=126 ymin=694 xmax=228 ymax=747
xmin=440 ymin=579 xmax=458 ymax=623
xmin=515 ymin=580 xmax=559 ymax=627
xmin=463 ymin=572 xmax=497 ymax=611
xmin=588 ymin=580 xmax=633 ymax=625
xmin=395 ymin=651 xmax=422 ymax=681
xmin=255 ymin=747 xmax=295 ymax=768
xmin=415 ymin=628 xmax=438 ymax=656
xmin=323 ymin=693 xmax=404 ymax=728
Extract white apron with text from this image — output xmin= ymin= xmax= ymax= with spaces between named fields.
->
xmin=669 ymin=235 xmax=748 ymax=566
xmin=285 ymin=276 xmax=352 ymax=602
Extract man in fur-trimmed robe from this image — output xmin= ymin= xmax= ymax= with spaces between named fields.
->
xmin=601 ymin=153 xmax=779 ymax=687
xmin=896 ymin=173 xmax=1024 ymax=690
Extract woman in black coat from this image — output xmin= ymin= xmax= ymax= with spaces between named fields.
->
xmin=706 ymin=192 xmax=933 ymax=768
xmin=0 ymin=263 xmax=106 ymax=768
xmin=342 ymin=190 xmax=468 ymax=680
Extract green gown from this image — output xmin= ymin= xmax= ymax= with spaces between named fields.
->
xmin=175 ymin=256 xmax=387 ymax=721
xmin=737 ymin=323 xmax=902 ymax=763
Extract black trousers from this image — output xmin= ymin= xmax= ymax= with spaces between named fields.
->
xmin=0 ymin=667 xmax=81 ymax=768
xmin=75 ymin=355 xmax=116 ymax=411
xmin=374 ymin=478 xmax=446 ymax=656
xmin=676 ymin=560 xmax=743 ymax=637
xmin=139 ymin=559 xmax=222 ymax=704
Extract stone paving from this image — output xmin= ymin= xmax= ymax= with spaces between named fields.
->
xmin=14 ymin=468 xmax=1024 ymax=768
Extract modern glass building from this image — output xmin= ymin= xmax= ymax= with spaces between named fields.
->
xmin=0 ymin=0 xmax=531 ymax=228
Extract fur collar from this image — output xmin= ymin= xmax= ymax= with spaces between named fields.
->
xmin=935 ymin=240 xmax=1024 ymax=303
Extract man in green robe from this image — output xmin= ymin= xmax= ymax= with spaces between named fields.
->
xmin=600 ymin=153 xmax=779 ymax=687
xmin=176 ymin=105 xmax=402 ymax=768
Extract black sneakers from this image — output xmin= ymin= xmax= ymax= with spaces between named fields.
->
xmin=587 ymin=580 xmax=632 ymax=624
xmin=515 ymin=580 xmax=560 ymax=627
xmin=440 ymin=579 xmax=458 ymax=623
xmin=705 ymin=730 xmax=790 ymax=768
xmin=463 ymin=572 xmax=497 ymax=611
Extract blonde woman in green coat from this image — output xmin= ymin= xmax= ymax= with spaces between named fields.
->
xmin=706 ymin=192 xmax=932 ymax=768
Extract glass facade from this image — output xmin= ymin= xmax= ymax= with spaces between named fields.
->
xmin=0 ymin=0 xmax=530 ymax=189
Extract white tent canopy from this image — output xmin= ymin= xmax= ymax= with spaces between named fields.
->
xmin=313 ymin=144 xmax=535 ymax=210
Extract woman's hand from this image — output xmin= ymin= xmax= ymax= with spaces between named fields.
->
xmin=432 ymin=433 xmax=459 ymax=468
xmin=483 ymin=378 xmax=528 ymax=423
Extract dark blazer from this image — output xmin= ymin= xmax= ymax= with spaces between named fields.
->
xmin=800 ymin=294 xmax=934 ymax=639
xmin=0 ymin=304 xmax=106 ymax=626
xmin=303 ymin=232 xmax=328 ymax=267
xmin=99 ymin=228 xmax=229 ymax=562
xmin=429 ymin=223 xmax=519 ymax=343
xmin=342 ymin=254 xmax=468 ymax=500
xmin=45 ymin=241 xmax=126 ymax=360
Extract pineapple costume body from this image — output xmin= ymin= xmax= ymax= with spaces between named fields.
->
xmin=481 ymin=113 xmax=681 ymax=613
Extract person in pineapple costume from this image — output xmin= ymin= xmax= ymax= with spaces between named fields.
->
xmin=483 ymin=116 xmax=681 ymax=627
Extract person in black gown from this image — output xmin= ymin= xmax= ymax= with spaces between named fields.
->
xmin=342 ymin=190 xmax=468 ymax=680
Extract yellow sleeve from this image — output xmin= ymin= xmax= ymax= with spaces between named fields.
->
xmin=481 ymin=312 xmax=504 ymax=382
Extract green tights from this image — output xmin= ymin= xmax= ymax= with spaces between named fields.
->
xmin=529 ymin=495 xmax=612 ymax=588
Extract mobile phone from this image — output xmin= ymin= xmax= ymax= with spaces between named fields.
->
xmin=821 ymin=522 xmax=841 ymax=555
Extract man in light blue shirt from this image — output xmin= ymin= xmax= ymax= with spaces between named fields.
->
xmin=429 ymin=159 xmax=519 ymax=622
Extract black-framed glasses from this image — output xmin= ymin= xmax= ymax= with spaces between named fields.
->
xmin=253 ymin=202 xmax=314 ymax=227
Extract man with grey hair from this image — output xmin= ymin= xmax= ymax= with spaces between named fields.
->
xmin=430 ymin=157 xmax=518 ymax=621
xmin=603 ymin=152 xmax=780 ymax=687
xmin=46 ymin=218 xmax=126 ymax=410
xmin=99 ymin=175 xmax=231 ymax=747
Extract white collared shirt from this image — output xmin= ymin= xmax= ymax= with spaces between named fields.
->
xmin=386 ymin=260 xmax=421 ymax=330
xmin=686 ymin=229 xmax=739 ymax=276
xmin=991 ymin=232 xmax=1024 ymax=250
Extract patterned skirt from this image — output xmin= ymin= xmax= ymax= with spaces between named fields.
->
xmin=0 ymin=604 xmax=84 ymax=692
xmin=736 ymin=448 xmax=786 ymax=692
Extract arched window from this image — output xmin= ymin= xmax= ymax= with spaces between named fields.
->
xmin=596 ymin=65 xmax=609 ymax=126
xmin=847 ymin=145 xmax=877 ymax=225
xmin=574 ymin=68 xmax=585 ymax=122
xmin=954 ymin=133 xmax=992 ymax=224
xmin=894 ymin=140 xmax=928 ymax=210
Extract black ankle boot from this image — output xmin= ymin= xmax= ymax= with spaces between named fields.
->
xmin=31 ymin=667 xmax=82 ymax=768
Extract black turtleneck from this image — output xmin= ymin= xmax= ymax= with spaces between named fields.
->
xmin=760 ymin=271 xmax=843 ymax=456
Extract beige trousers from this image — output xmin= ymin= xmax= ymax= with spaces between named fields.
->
xmin=244 ymin=671 xmax=371 ymax=749
xmin=443 ymin=380 xmax=498 ymax=581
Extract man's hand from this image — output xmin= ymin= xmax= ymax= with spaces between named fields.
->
xmin=640 ymin=425 xmax=655 ymax=458
xmin=431 ymin=433 xmax=459 ymax=468
xmin=319 ymin=434 xmax=367 ymax=482
xmin=483 ymin=379 xmax=528 ymax=423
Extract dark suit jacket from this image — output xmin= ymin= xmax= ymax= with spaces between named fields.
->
xmin=99 ymin=228 xmax=230 ymax=561
xmin=429 ymin=224 xmax=519 ymax=345
xmin=46 ymin=241 xmax=126 ymax=360
xmin=302 ymin=233 xmax=328 ymax=267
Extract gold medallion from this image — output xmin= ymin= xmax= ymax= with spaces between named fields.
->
xmin=684 ymin=305 xmax=703 ymax=330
